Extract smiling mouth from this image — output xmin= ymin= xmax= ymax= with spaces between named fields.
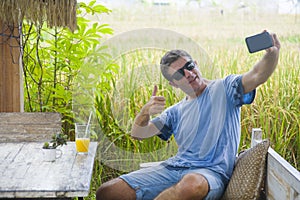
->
xmin=188 ymin=76 xmax=198 ymax=84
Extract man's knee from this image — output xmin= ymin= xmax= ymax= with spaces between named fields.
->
xmin=177 ymin=173 xmax=209 ymax=199
xmin=96 ymin=178 xmax=136 ymax=200
xmin=96 ymin=179 xmax=115 ymax=200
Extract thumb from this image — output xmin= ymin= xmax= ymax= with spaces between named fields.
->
xmin=152 ymin=85 xmax=158 ymax=96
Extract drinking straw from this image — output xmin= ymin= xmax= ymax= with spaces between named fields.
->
xmin=86 ymin=111 xmax=92 ymax=134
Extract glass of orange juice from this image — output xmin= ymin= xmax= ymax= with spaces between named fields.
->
xmin=75 ymin=123 xmax=90 ymax=154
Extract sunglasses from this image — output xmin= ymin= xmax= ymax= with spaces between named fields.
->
xmin=171 ymin=61 xmax=196 ymax=81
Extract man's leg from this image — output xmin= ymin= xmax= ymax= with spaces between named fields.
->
xmin=154 ymin=173 xmax=209 ymax=200
xmin=97 ymin=164 xmax=182 ymax=200
xmin=96 ymin=178 xmax=136 ymax=200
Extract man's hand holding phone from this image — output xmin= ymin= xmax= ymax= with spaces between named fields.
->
xmin=267 ymin=32 xmax=281 ymax=53
xmin=245 ymin=31 xmax=274 ymax=53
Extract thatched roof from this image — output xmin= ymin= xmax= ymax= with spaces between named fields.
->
xmin=0 ymin=0 xmax=77 ymax=31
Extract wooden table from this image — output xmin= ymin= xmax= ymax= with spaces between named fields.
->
xmin=0 ymin=142 xmax=98 ymax=199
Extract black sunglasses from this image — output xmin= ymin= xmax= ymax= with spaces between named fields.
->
xmin=171 ymin=61 xmax=196 ymax=81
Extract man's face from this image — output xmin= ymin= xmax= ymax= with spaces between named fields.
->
xmin=168 ymin=57 xmax=206 ymax=97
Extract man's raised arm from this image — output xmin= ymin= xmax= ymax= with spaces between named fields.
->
xmin=242 ymin=32 xmax=281 ymax=94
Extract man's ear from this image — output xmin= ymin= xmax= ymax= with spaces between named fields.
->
xmin=169 ymin=81 xmax=178 ymax=88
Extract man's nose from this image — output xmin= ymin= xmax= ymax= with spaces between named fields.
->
xmin=184 ymin=69 xmax=193 ymax=78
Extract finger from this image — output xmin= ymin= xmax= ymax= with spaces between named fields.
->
xmin=155 ymin=105 xmax=165 ymax=111
xmin=153 ymin=96 xmax=165 ymax=101
xmin=150 ymin=106 xmax=165 ymax=115
xmin=267 ymin=33 xmax=280 ymax=52
xmin=273 ymin=33 xmax=281 ymax=49
xmin=152 ymin=85 xmax=158 ymax=96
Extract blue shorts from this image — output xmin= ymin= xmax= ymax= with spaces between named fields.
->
xmin=120 ymin=163 xmax=227 ymax=200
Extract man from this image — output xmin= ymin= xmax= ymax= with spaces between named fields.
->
xmin=96 ymin=31 xmax=280 ymax=200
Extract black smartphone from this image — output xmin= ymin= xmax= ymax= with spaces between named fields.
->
xmin=245 ymin=32 xmax=273 ymax=53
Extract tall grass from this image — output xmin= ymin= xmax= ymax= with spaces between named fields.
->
xmin=89 ymin=46 xmax=299 ymax=199
xmin=86 ymin=4 xmax=300 ymax=199
xmin=103 ymin=45 xmax=299 ymax=166
xmin=212 ymin=47 xmax=300 ymax=167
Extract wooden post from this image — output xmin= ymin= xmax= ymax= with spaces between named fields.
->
xmin=0 ymin=21 xmax=23 ymax=112
xmin=251 ymin=128 xmax=263 ymax=147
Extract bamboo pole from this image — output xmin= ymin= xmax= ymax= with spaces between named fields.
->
xmin=0 ymin=0 xmax=77 ymax=112
xmin=0 ymin=21 xmax=22 ymax=112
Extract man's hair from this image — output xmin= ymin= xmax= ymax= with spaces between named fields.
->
xmin=160 ymin=49 xmax=193 ymax=81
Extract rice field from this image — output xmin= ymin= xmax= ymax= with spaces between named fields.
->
xmin=85 ymin=3 xmax=300 ymax=199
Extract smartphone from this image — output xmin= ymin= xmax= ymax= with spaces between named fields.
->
xmin=245 ymin=32 xmax=273 ymax=53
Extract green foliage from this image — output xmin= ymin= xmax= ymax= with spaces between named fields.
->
xmin=22 ymin=1 xmax=113 ymax=136
xmin=212 ymin=47 xmax=300 ymax=170
xmin=43 ymin=133 xmax=68 ymax=149
xmin=94 ymin=50 xmax=180 ymax=156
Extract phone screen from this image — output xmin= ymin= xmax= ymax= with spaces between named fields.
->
xmin=245 ymin=32 xmax=273 ymax=53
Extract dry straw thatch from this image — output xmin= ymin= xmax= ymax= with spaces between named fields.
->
xmin=0 ymin=0 xmax=77 ymax=31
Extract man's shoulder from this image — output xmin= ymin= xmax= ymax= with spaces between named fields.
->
xmin=207 ymin=74 xmax=241 ymax=86
xmin=223 ymin=74 xmax=242 ymax=83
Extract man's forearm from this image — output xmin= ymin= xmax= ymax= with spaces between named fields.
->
xmin=242 ymin=33 xmax=280 ymax=94
xmin=131 ymin=107 xmax=151 ymax=139
xmin=131 ymin=107 xmax=161 ymax=139
xmin=253 ymin=50 xmax=279 ymax=84
xmin=254 ymin=33 xmax=280 ymax=85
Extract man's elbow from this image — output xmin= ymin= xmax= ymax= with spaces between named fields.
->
xmin=130 ymin=129 xmax=146 ymax=140
xmin=130 ymin=122 xmax=158 ymax=140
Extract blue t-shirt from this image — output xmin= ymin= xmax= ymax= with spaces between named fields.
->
xmin=151 ymin=75 xmax=255 ymax=181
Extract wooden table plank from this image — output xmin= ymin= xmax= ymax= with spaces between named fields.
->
xmin=0 ymin=142 xmax=97 ymax=198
